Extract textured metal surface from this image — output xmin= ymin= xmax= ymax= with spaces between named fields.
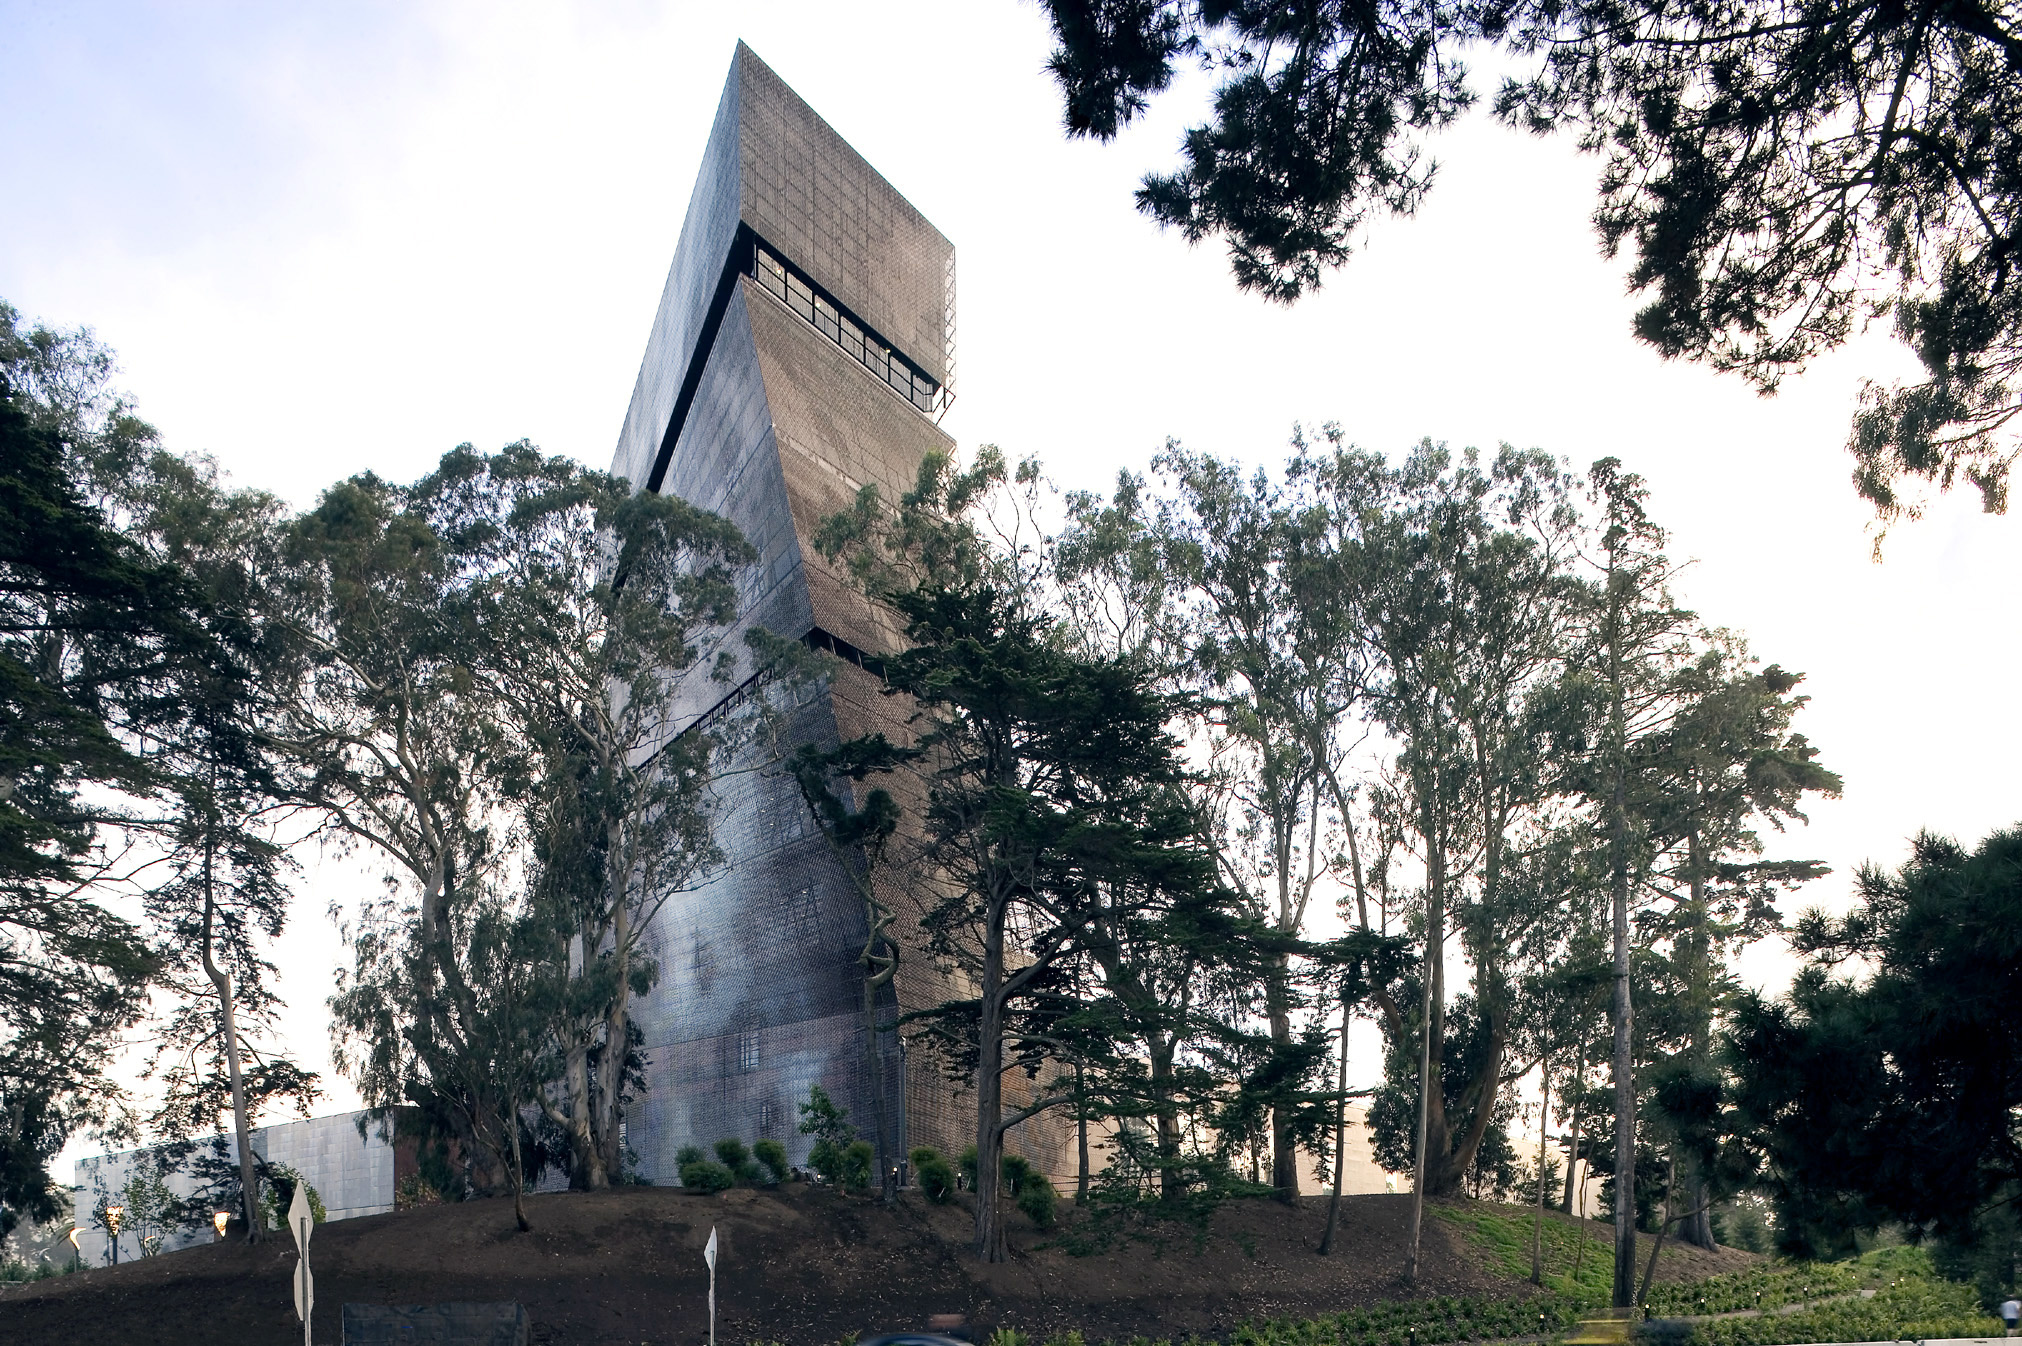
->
xmin=612 ymin=44 xmax=1070 ymax=1187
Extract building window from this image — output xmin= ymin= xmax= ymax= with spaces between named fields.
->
xmin=748 ymin=238 xmax=945 ymax=415
xmin=737 ymin=1025 xmax=761 ymax=1073
xmin=758 ymin=1101 xmax=777 ymax=1135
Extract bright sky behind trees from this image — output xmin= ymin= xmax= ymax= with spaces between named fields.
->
xmin=3 ymin=0 xmax=2017 ymax=1150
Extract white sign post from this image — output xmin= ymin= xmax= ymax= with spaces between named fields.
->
xmin=704 ymin=1225 xmax=718 ymax=1346
xmin=288 ymin=1184 xmax=314 ymax=1346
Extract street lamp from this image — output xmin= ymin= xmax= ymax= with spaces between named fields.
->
xmin=105 ymin=1204 xmax=125 ymax=1266
xmin=213 ymin=1210 xmax=230 ymax=1240
xmin=66 ymin=1226 xmax=80 ymax=1273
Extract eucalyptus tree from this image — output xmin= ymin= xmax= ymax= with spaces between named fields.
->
xmin=443 ymin=444 xmax=751 ymax=1189
xmin=1040 ymin=1 xmax=2022 ymax=520
xmin=121 ymin=449 xmax=322 ymax=1241
xmin=310 ymin=443 xmax=752 ymax=1193
xmin=284 ymin=460 xmax=521 ymax=1192
xmin=817 ymin=446 xmax=1217 ymax=1262
xmin=1117 ymin=441 xmax=1377 ymax=1203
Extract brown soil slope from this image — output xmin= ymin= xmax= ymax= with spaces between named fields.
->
xmin=0 ymin=1188 xmax=1756 ymax=1346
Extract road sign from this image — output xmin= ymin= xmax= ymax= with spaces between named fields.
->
xmin=705 ymin=1226 xmax=718 ymax=1346
xmin=288 ymin=1184 xmax=314 ymax=1346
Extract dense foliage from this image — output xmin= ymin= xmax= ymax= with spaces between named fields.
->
xmin=1040 ymin=0 xmax=2022 ymax=521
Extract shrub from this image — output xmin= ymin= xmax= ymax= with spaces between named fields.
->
xmin=841 ymin=1139 xmax=875 ymax=1193
xmin=959 ymin=1145 xmax=978 ymax=1190
xmin=798 ymin=1085 xmax=855 ymax=1149
xmin=676 ymin=1144 xmax=705 ymax=1166
xmin=1016 ymin=1171 xmax=1057 ymax=1228
xmin=753 ymin=1139 xmax=789 ymax=1185
xmin=911 ymin=1146 xmax=955 ymax=1203
xmin=714 ymin=1138 xmax=764 ymax=1185
xmin=809 ymin=1139 xmax=845 ymax=1185
xmin=680 ymin=1160 xmax=736 ymax=1193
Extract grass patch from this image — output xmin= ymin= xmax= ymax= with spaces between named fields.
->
xmin=1435 ymin=1204 xmax=1614 ymax=1302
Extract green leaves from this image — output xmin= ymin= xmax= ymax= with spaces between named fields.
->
xmin=1042 ymin=0 xmax=2022 ymax=517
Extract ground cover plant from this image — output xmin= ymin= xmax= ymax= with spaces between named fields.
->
xmin=834 ymin=1242 xmax=1997 ymax=1346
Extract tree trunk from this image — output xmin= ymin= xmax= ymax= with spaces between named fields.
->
xmin=1148 ymin=1030 xmax=1182 ymax=1201
xmin=1404 ymin=914 xmax=1436 ymax=1286
xmin=1532 ymin=1066 xmax=1551 ymax=1284
xmin=1635 ymin=1154 xmax=1676 ymax=1305
xmin=1075 ymin=1060 xmax=1090 ymax=1204
xmin=1607 ymin=560 xmax=1638 ymax=1310
xmin=862 ymin=960 xmax=891 ymax=1202
xmin=1610 ymin=845 xmax=1636 ymax=1308
xmin=1561 ymin=1052 xmax=1585 ymax=1215
xmin=1678 ymin=822 xmax=1719 ymax=1250
xmin=973 ymin=899 xmax=1008 ymax=1262
xmin=508 ymin=1113 xmax=531 ymax=1233
xmin=200 ymin=827 xmax=261 ymax=1244
xmin=1320 ymin=990 xmax=1351 ymax=1255
xmin=1266 ymin=953 xmax=1300 ymax=1204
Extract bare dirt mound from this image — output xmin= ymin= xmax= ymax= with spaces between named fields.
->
xmin=0 ymin=1187 xmax=1756 ymax=1346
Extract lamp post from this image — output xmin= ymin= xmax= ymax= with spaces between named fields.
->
xmin=66 ymin=1226 xmax=80 ymax=1273
xmin=105 ymin=1204 xmax=125 ymax=1266
xmin=214 ymin=1211 xmax=230 ymax=1241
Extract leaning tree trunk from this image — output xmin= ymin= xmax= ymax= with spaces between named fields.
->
xmin=201 ymin=830 xmax=261 ymax=1243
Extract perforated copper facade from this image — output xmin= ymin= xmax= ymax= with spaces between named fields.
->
xmin=611 ymin=45 xmax=1067 ymax=1187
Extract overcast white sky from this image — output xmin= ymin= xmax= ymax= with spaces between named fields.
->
xmin=5 ymin=1 xmax=2017 ymax=1161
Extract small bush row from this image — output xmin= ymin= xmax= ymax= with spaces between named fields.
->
xmin=678 ymin=1138 xmax=791 ymax=1192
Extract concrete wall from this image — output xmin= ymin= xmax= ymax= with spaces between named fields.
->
xmin=71 ymin=1111 xmax=395 ymax=1265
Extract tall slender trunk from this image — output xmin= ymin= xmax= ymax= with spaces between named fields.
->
xmin=1404 ymin=901 xmax=1436 ymax=1286
xmin=1608 ymin=621 xmax=1637 ymax=1309
xmin=200 ymin=822 xmax=261 ymax=1243
xmin=1562 ymin=1047 xmax=1586 ymax=1215
xmin=1075 ymin=1059 xmax=1090 ymax=1204
xmin=1266 ymin=953 xmax=1299 ymax=1204
xmin=1532 ymin=1065 xmax=1551 ymax=1284
xmin=973 ymin=898 xmax=1008 ymax=1262
xmin=1680 ymin=821 xmax=1718 ymax=1249
xmin=1320 ymin=989 xmax=1351 ymax=1255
